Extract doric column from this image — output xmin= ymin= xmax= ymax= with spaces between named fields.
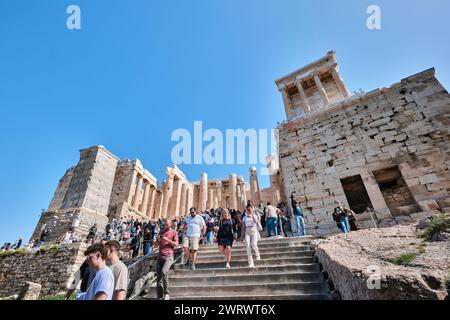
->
xmin=208 ymin=187 xmax=214 ymax=209
xmin=240 ymin=183 xmax=247 ymax=208
xmin=331 ymin=67 xmax=350 ymax=98
xmin=132 ymin=175 xmax=144 ymax=209
xmin=179 ymin=183 xmax=187 ymax=217
xmin=229 ymin=174 xmax=238 ymax=210
xmin=153 ymin=190 xmax=163 ymax=219
xmin=161 ymin=175 xmax=174 ymax=218
xmin=199 ymin=173 xmax=208 ymax=211
xmin=168 ymin=177 xmax=182 ymax=218
xmin=146 ymin=186 xmax=156 ymax=218
xmin=280 ymin=88 xmax=294 ymax=120
xmin=249 ymin=167 xmax=261 ymax=204
xmin=313 ymin=72 xmax=329 ymax=107
xmin=295 ymin=80 xmax=311 ymax=113
xmin=139 ymin=181 xmax=151 ymax=214
xmin=216 ymin=182 xmax=223 ymax=208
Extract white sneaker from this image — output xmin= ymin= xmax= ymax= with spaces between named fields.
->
xmin=248 ymin=263 xmax=255 ymax=268
xmin=164 ymin=294 xmax=170 ymax=300
xmin=256 ymin=256 xmax=261 ymax=261
xmin=226 ymin=263 xmax=231 ymax=269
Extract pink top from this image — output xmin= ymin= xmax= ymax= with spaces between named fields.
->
xmin=158 ymin=228 xmax=178 ymax=258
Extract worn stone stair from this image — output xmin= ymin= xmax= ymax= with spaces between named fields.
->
xmin=141 ymin=236 xmax=332 ymax=300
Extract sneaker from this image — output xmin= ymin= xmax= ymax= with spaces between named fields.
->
xmin=226 ymin=262 xmax=231 ymax=269
xmin=248 ymin=262 xmax=255 ymax=268
xmin=190 ymin=263 xmax=196 ymax=270
xmin=164 ymin=294 xmax=170 ymax=300
xmin=185 ymin=259 xmax=191 ymax=266
xmin=256 ymin=256 xmax=261 ymax=261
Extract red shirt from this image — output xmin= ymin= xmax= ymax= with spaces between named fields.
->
xmin=158 ymin=228 xmax=178 ymax=258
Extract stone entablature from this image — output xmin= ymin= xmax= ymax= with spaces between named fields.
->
xmin=275 ymin=51 xmax=351 ymax=120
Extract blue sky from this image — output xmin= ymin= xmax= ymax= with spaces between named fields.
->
xmin=0 ymin=0 xmax=449 ymax=244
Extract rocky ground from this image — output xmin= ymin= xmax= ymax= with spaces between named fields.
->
xmin=312 ymin=214 xmax=450 ymax=300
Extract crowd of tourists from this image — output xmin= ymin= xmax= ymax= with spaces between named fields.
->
xmin=1 ymin=197 xmax=357 ymax=300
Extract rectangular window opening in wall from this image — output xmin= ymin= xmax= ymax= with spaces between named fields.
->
xmin=372 ymin=167 xmax=420 ymax=216
xmin=340 ymin=175 xmax=373 ymax=214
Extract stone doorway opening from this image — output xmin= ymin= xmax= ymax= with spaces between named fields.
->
xmin=340 ymin=175 xmax=373 ymax=214
xmin=372 ymin=167 xmax=419 ymax=216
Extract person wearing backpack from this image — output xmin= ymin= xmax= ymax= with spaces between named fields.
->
xmin=332 ymin=201 xmax=351 ymax=233
xmin=217 ymin=208 xmax=235 ymax=269
xmin=291 ymin=194 xmax=306 ymax=236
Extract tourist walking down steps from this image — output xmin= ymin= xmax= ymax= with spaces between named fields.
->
xmin=241 ymin=204 xmax=261 ymax=268
xmin=217 ymin=208 xmax=235 ymax=269
xmin=182 ymin=207 xmax=206 ymax=271
xmin=156 ymin=218 xmax=179 ymax=300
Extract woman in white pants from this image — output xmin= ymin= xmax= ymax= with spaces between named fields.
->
xmin=241 ymin=205 xmax=261 ymax=268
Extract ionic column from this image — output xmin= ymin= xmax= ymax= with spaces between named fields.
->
xmin=249 ymin=167 xmax=261 ymax=204
xmin=132 ymin=175 xmax=144 ymax=209
xmin=161 ymin=175 xmax=174 ymax=218
xmin=280 ymin=88 xmax=295 ymax=120
xmin=199 ymin=173 xmax=208 ymax=211
xmin=295 ymin=80 xmax=311 ymax=113
xmin=146 ymin=186 xmax=156 ymax=218
xmin=179 ymin=183 xmax=187 ymax=217
xmin=139 ymin=181 xmax=151 ymax=214
xmin=313 ymin=73 xmax=329 ymax=107
xmin=331 ymin=67 xmax=350 ymax=98
xmin=229 ymin=174 xmax=238 ymax=210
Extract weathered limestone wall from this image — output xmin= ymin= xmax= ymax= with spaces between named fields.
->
xmin=31 ymin=146 xmax=119 ymax=242
xmin=279 ymin=68 xmax=450 ymax=235
xmin=0 ymin=243 xmax=87 ymax=297
xmin=47 ymin=167 xmax=75 ymax=212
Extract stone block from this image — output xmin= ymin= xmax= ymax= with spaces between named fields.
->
xmin=19 ymin=282 xmax=41 ymax=300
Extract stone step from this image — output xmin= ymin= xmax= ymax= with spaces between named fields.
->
xmin=140 ymin=293 xmax=332 ymax=300
xmin=194 ymin=250 xmax=315 ymax=263
xmin=168 ymin=271 xmax=325 ymax=286
xmin=145 ymin=281 xmax=330 ymax=298
xmin=198 ymin=245 xmax=312 ymax=258
xmin=174 ymin=256 xmax=317 ymax=270
xmin=170 ymin=263 xmax=321 ymax=276
xmin=197 ymin=240 xmax=312 ymax=253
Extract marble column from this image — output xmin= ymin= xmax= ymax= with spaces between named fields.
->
xmin=132 ymin=175 xmax=143 ymax=209
xmin=168 ymin=178 xmax=182 ymax=218
xmin=331 ymin=67 xmax=350 ymax=98
xmin=199 ymin=173 xmax=208 ymax=211
xmin=216 ymin=182 xmax=223 ymax=208
xmin=146 ymin=186 xmax=156 ymax=218
xmin=161 ymin=175 xmax=174 ymax=218
xmin=229 ymin=174 xmax=238 ymax=210
xmin=179 ymin=183 xmax=187 ymax=217
xmin=208 ymin=187 xmax=214 ymax=209
xmin=240 ymin=183 xmax=247 ymax=208
xmin=280 ymin=88 xmax=294 ymax=120
xmin=295 ymin=80 xmax=311 ymax=113
xmin=127 ymin=170 xmax=138 ymax=204
xmin=249 ymin=167 xmax=261 ymax=204
xmin=139 ymin=181 xmax=151 ymax=214
xmin=153 ymin=190 xmax=163 ymax=219
xmin=313 ymin=73 xmax=329 ymax=107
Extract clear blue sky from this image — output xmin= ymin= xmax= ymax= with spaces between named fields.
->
xmin=1 ymin=0 xmax=449 ymax=244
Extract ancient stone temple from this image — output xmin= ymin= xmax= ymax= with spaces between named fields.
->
xmin=277 ymin=51 xmax=450 ymax=235
xmin=30 ymin=145 xmax=281 ymax=243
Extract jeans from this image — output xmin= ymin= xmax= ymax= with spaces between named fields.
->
xmin=156 ymin=256 xmax=174 ymax=298
xmin=295 ymin=216 xmax=306 ymax=236
xmin=143 ymin=242 xmax=151 ymax=255
xmin=338 ymin=216 xmax=350 ymax=233
xmin=206 ymin=231 xmax=214 ymax=245
xmin=267 ymin=217 xmax=278 ymax=236
xmin=244 ymin=228 xmax=260 ymax=266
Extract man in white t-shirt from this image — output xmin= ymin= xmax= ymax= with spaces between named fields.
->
xmin=182 ymin=207 xmax=206 ymax=270
xmin=265 ymin=202 xmax=281 ymax=237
